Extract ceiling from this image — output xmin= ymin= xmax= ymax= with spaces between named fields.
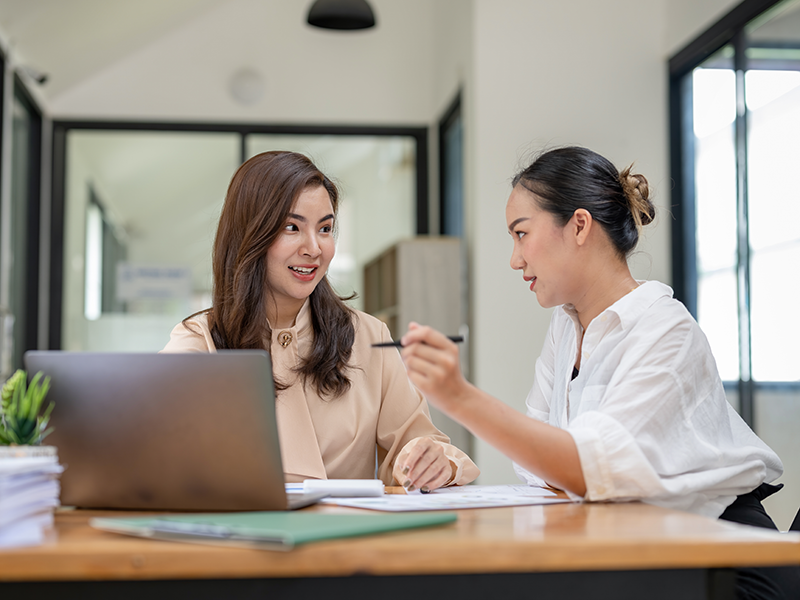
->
xmin=0 ymin=0 xmax=225 ymax=99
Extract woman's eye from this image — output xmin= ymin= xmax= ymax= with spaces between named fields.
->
xmin=320 ymin=224 xmax=332 ymax=234
xmin=284 ymin=223 xmax=299 ymax=232
xmin=515 ymin=231 xmax=526 ymax=239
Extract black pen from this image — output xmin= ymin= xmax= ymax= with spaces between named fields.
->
xmin=371 ymin=336 xmax=464 ymax=348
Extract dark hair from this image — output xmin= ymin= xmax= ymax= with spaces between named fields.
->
xmin=188 ymin=151 xmax=355 ymax=399
xmin=512 ymin=146 xmax=655 ymax=257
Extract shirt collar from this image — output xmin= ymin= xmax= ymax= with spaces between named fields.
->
xmin=294 ymin=298 xmax=313 ymax=337
xmin=268 ymin=298 xmax=313 ymax=337
xmin=605 ymin=280 xmax=673 ymax=330
xmin=560 ymin=280 xmax=674 ymax=331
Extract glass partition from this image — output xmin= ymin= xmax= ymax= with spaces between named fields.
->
xmin=692 ymin=46 xmax=740 ymax=382
xmin=62 ymin=130 xmax=240 ymax=352
xmin=60 ymin=129 xmax=420 ymax=351
xmin=746 ymin=4 xmax=800 ymax=382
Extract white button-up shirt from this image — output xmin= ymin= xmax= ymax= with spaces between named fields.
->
xmin=514 ymin=280 xmax=783 ymax=517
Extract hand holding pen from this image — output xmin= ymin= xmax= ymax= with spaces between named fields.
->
xmin=396 ymin=322 xmax=473 ymax=420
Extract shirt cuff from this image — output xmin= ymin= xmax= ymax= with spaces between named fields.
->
xmin=567 ymin=426 xmax=616 ymax=500
xmin=437 ymin=440 xmax=479 ymax=486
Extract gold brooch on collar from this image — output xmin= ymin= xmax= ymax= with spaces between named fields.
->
xmin=278 ymin=331 xmax=293 ymax=348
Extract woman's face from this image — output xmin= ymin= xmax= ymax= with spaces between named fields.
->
xmin=266 ymin=185 xmax=336 ymax=310
xmin=506 ymin=185 xmax=576 ymax=308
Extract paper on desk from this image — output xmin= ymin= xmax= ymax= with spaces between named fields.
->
xmin=303 ymin=479 xmax=384 ymax=497
xmin=284 ymin=479 xmax=384 ymax=498
xmin=320 ymin=484 xmax=574 ymax=511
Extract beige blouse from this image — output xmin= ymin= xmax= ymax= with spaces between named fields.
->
xmin=162 ymin=301 xmax=479 ymax=486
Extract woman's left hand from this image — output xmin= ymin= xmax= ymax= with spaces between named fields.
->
xmin=393 ymin=438 xmax=454 ymax=493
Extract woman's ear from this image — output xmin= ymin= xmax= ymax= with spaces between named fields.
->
xmin=571 ymin=209 xmax=593 ymax=247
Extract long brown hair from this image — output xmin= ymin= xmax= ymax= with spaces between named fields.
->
xmin=191 ymin=151 xmax=355 ymax=398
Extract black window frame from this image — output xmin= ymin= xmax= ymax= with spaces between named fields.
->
xmin=10 ymin=74 xmax=43 ymax=369
xmin=438 ymin=92 xmax=463 ymax=237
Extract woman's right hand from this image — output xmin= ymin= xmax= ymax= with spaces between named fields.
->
xmin=400 ymin=322 xmax=473 ymax=417
xmin=402 ymin=324 xmax=587 ymax=498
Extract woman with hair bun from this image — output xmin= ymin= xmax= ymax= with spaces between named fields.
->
xmin=163 ymin=151 xmax=478 ymax=492
xmin=400 ymin=146 xmax=796 ymax=599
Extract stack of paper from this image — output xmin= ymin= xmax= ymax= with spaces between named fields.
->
xmin=0 ymin=454 xmax=64 ymax=548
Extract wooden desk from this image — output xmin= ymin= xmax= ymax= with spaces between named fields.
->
xmin=1 ymin=501 xmax=799 ymax=600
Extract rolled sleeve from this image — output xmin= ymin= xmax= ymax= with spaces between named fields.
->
xmin=568 ymin=412 xmax=663 ymax=501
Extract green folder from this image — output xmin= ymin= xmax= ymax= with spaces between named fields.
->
xmin=90 ymin=511 xmax=457 ymax=550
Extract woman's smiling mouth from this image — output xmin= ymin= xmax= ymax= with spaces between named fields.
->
xmin=289 ymin=265 xmax=317 ymax=281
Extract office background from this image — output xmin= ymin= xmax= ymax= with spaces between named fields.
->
xmin=0 ymin=0 xmax=797 ymax=528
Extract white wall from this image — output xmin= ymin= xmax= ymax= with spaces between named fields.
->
xmin=665 ymin=0 xmax=743 ymax=54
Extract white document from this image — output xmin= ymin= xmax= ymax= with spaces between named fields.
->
xmin=284 ymin=479 xmax=385 ymax=498
xmin=302 ymin=479 xmax=384 ymax=497
xmin=0 ymin=456 xmax=62 ymax=475
xmin=320 ymin=484 xmax=574 ymax=512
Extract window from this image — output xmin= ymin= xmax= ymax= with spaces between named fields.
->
xmin=670 ymin=0 xmax=800 ymax=530
xmin=671 ymin=0 xmax=800 ymax=420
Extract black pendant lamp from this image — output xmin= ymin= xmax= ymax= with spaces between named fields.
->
xmin=307 ymin=0 xmax=376 ymax=30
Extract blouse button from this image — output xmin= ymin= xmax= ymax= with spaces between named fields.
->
xmin=278 ymin=331 xmax=293 ymax=347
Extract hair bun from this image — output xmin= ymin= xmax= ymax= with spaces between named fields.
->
xmin=619 ymin=166 xmax=655 ymax=230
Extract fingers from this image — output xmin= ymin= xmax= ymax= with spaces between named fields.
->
xmin=403 ymin=342 xmax=458 ymax=373
xmin=402 ymin=342 xmax=460 ymax=397
xmin=394 ymin=439 xmax=452 ymax=492
xmin=398 ymin=324 xmax=468 ymax=417
xmin=401 ymin=327 xmax=460 ymax=380
xmin=401 ymin=323 xmax=454 ymax=350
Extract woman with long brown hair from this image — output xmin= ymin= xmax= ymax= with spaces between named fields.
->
xmin=163 ymin=151 xmax=478 ymax=491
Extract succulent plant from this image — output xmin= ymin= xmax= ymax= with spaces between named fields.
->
xmin=0 ymin=369 xmax=54 ymax=446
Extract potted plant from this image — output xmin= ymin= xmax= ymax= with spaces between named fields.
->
xmin=0 ymin=369 xmax=55 ymax=458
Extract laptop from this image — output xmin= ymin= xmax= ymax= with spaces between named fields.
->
xmin=23 ymin=350 xmax=326 ymax=511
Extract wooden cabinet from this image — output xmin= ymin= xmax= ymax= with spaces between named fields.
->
xmin=364 ymin=237 xmax=471 ymax=453
xmin=364 ymin=237 xmax=463 ymax=340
